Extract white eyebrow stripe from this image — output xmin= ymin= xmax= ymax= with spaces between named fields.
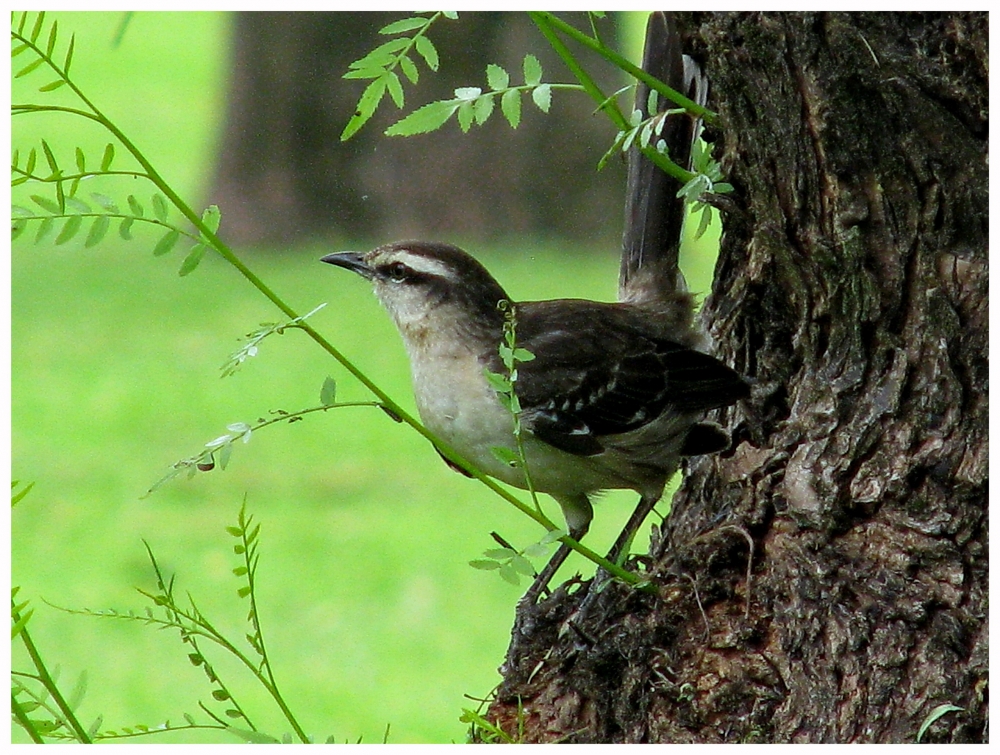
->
xmin=381 ymin=252 xmax=457 ymax=280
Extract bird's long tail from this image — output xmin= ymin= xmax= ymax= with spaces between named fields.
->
xmin=619 ymin=12 xmax=708 ymax=315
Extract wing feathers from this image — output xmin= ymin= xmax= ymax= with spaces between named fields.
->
xmin=491 ymin=301 xmax=747 ymax=457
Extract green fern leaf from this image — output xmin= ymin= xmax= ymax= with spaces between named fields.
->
xmin=200 ymin=204 xmax=221 ymax=234
xmin=64 ymin=33 xmax=75 ymax=74
xmin=532 ymin=83 xmax=552 ymax=113
xmin=40 ymin=138 xmax=58 ymax=176
xmin=523 ymin=54 xmax=542 ymax=87
xmin=64 ymin=196 xmax=91 ymax=213
xmin=15 ymin=56 xmax=45 ymax=79
xmin=84 ymin=215 xmax=110 ymax=248
xmin=151 ymin=193 xmax=169 ymax=223
xmin=55 ymin=215 xmax=83 ymax=245
xmin=385 ymin=98 xmax=457 ymax=137
xmin=486 ymin=63 xmax=509 ymax=91
xmin=29 ymin=11 xmax=45 ymax=44
xmin=127 ymin=195 xmax=143 ymax=217
xmin=378 ymin=17 xmax=426 ymax=35
xmin=178 ymin=243 xmax=207 ymax=276
xmin=90 ymin=192 xmax=118 ymax=213
xmin=341 ymin=77 xmax=387 ymax=141
xmin=473 ymin=94 xmax=494 ymax=125
xmin=320 ymin=376 xmax=337 ymax=406
xmin=501 ymin=89 xmax=521 ymax=128
xmin=100 ymin=143 xmax=115 ymax=171
xmin=45 ymin=18 xmax=58 ymax=56
xmin=152 ymin=228 xmax=180 ymax=256
xmin=34 ymin=215 xmax=54 ymax=243
xmin=414 ymin=35 xmax=438 ymax=70
xmin=38 ymin=78 xmax=65 ymax=92
xmin=30 ymin=194 xmax=60 ymax=214
xmin=399 ymin=54 xmax=419 ymax=84
xmin=386 ymin=70 xmax=404 ymax=108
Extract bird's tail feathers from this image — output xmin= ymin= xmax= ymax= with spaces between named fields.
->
xmin=619 ymin=12 xmax=708 ymax=317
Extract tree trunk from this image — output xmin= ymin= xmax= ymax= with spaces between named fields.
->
xmin=209 ymin=12 xmax=627 ymax=247
xmin=488 ymin=12 xmax=987 ymax=743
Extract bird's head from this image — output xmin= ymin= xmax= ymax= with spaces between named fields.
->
xmin=322 ymin=241 xmax=509 ymax=342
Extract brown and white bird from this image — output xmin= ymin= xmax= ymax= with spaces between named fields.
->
xmin=322 ymin=240 xmax=747 ymax=597
xmin=323 ymin=13 xmax=746 ymax=599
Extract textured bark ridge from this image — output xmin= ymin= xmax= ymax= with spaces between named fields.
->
xmin=487 ymin=12 xmax=987 ymax=743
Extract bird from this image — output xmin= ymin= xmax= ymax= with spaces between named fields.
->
xmin=324 ymin=13 xmax=747 ymax=602
xmin=321 ymin=240 xmax=749 ymax=600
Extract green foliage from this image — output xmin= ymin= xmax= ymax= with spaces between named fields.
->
xmin=460 ymin=689 xmax=526 ymax=743
xmin=916 ymin=704 xmax=965 ymax=743
xmin=469 ymin=529 xmax=564 ymax=587
xmin=34 ymin=504 xmax=316 ymax=742
xmin=344 ymin=10 xmax=733 ymax=231
xmin=679 ymin=138 xmax=734 ymax=240
xmin=143 ymin=391 xmax=381 ymax=496
xmin=11 ymin=479 xmax=35 ymax=507
xmin=12 ymin=12 xmax=224 ymax=277
xmin=12 ymin=483 xmax=93 ymax=743
xmin=384 ymin=54 xmax=562 ymax=137
xmin=220 ymin=303 xmax=328 ymax=378
xmin=11 ymin=11 xmax=74 ymax=92
xmin=483 ymin=300 xmax=536 ymax=440
xmin=12 ymin=185 xmax=207 ymax=272
xmin=474 ymin=301 xmax=577 ymax=587
xmin=483 ymin=300 xmax=542 ymax=509
xmin=340 ymin=11 xmax=458 ymax=140
xmin=460 ymin=707 xmax=515 ymax=743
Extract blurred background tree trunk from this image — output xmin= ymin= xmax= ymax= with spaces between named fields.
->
xmin=488 ymin=11 xmax=987 ymax=743
xmin=208 ymin=12 xmax=629 ymax=247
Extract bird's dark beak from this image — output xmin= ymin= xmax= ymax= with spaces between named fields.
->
xmin=320 ymin=251 xmax=374 ymax=279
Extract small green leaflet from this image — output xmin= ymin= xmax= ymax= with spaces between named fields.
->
xmin=153 ymin=229 xmax=180 ymax=256
xmin=522 ymin=54 xmax=542 ymax=87
xmin=200 ymin=204 xmax=221 ymax=235
xmin=178 ymin=243 xmax=207 ymax=276
xmin=486 ymin=63 xmax=509 ymax=91
xmin=385 ymin=99 xmax=459 ymax=137
xmin=379 ymin=17 xmax=427 ymax=35
xmin=320 ymin=377 xmax=337 ymax=406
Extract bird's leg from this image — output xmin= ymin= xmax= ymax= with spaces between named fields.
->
xmin=518 ymin=492 xmax=594 ymax=605
xmin=605 ymin=493 xmax=661 ymax=567
xmin=574 ymin=494 xmax=660 ymax=621
xmin=519 ymin=541 xmax=573 ymax=606
xmin=508 ymin=522 xmax=586 ymax=669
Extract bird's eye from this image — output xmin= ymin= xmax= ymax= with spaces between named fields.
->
xmin=385 ymin=262 xmax=410 ymax=283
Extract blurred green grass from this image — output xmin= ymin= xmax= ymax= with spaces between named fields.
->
xmin=12 ymin=11 xmax=720 ymax=744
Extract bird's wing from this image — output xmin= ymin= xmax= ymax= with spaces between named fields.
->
xmin=488 ymin=301 xmax=748 ymax=456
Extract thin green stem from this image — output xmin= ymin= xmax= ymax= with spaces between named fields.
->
xmin=529 ymin=13 xmax=629 ymax=130
xmin=534 ymin=11 xmax=717 ymax=122
xmin=12 ymin=102 xmax=102 ymax=121
xmin=12 ymin=167 xmax=151 ymax=183
xmin=11 ymin=692 xmax=45 ymax=743
xmin=132 ymin=587 xmax=309 ymax=741
xmin=529 ymin=11 xmax=692 ymax=184
xmin=12 ymin=601 xmax=92 ymax=743
xmin=13 ymin=212 xmax=196 ymax=242
xmin=60 ymin=723 xmax=227 ymax=742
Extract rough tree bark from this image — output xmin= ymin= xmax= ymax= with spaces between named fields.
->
xmin=487 ymin=12 xmax=987 ymax=743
